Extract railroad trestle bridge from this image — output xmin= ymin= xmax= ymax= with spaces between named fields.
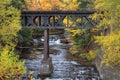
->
xmin=21 ymin=10 xmax=96 ymax=75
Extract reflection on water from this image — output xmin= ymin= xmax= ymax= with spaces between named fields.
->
xmin=22 ymin=35 xmax=100 ymax=80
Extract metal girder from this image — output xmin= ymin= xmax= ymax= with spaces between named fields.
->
xmin=21 ymin=10 xmax=96 ymax=29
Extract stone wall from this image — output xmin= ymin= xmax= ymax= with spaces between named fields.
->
xmin=94 ymin=51 xmax=120 ymax=80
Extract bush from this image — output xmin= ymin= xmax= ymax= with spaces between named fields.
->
xmin=95 ymin=32 xmax=120 ymax=67
xmin=80 ymin=50 xmax=96 ymax=61
xmin=73 ymin=29 xmax=91 ymax=49
xmin=69 ymin=45 xmax=79 ymax=55
xmin=18 ymin=28 xmax=33 ymax=44
xmin=68 ymin=29 xmax=91 ymax=55
xmin=0 ymin=47 xmax=26 ymax=80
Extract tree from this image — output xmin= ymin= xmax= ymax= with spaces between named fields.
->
xmin=38 ymin=0 xmax=60 ymax=10
xmin=0 ymin=0 xmax=21 ymax=49
xmin=58 ymin=0 xmax=80 ymax=10
xmin=25 ymin=0 xmax=58 ymax=10
xmin=11 ymin=0 xmax=27 ymax=10
xmin=0 ymin=0 xmax=26 ymax=79
xmin=93 ymin=0 xmax=120 ymax=67
xmin=77 ymin=0 xmax=89 ymax=9
xmin=25 ymin=0 xmax=80 ymax=11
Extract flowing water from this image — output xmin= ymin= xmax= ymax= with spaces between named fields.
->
xmin=22 ymin=35 xmax=100 ymax=80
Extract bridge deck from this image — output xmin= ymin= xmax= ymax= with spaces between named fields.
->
xmin=21 ymin=10 xmax=95 ymax=14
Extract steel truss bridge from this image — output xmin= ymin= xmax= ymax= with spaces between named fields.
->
xmin=21 ymin=10 xmax=96 ymax=75
xmin=21 ymin=10 xmax=95 ymax=29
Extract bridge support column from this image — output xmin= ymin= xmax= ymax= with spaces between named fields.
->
xmin=40 ymin=28 xmax=53 ymax=76
xmin=44 ymin=28 xmax=49 ymax=60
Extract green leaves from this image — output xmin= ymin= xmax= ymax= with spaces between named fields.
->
xmin=18 ymin=28 xmax=33 ymax=44
xmin=73 ymin=29 xmax=91 ymax=49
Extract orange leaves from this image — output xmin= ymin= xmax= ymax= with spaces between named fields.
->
xmin=25 ymin=0 xmax=60 ymax=10
xmin=25 ymin=0 xmax=80 ymax=11
xmin=39 ymin=0 xmax=60 ymax=10
xmin=25 ymin=0 xmax=38 ymax=10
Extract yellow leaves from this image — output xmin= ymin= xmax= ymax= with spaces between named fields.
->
xmin=102 ymin=52 xmax=120 ymax=67
xmin=0 ymin=1 xmax=26 ymax=79
xmin=0 ymin=0 xmax=21 ymax=49
xmin=1 ymin=48 xmax=9 ymax=57
xmin=79 ymin=50 xmax=96 ymax=61
xmin=64 ymin=0 xmax=70 ymax=3
xmin=91 ymin=13 xmax=102 ymax=21
xmin=92 ymin=2 xmax=120 ymax=67
xmin=0 ymin=47 xmax=26 ymax=79
xmin=95 ymin=31 xmax=120 ymax=67
xmin=58 ymin=0 xmax=80 ymax=10
xmin=93 ymin=0 xmax=120 ymax=30
xmin=71 ymin=29 xmax=81 ymax=36
xmin=69 ymin=45 xmax=79 ymax=55
xmin=39 ymin=0 xmax=53 ymax=10
xmin=25 ymin=0 xmax=39 ymax=10
xmin=73 ymin=0 xmax=77 ymax=3
xmin=41 ymin=3 xmax=52 ymax=10
xmin=63 ymin=18 xmax=79 ymax=27
xmin=65 ymin=28 xmax=83 ymax=37
xmin=91 ymin=28 xmax=100 ymax=33
xmin=94 ymin=0 xmax=104 ymax=10
xmin=26 ymin=0 xmax=60 ymax=10
xmin=26 ymin=0 xmax=80 ymax=11
xmin=96 ymin=31 xmax=120 ymax=48
xmin=0 ymin=0 xmax=11 ymax=5
xmin=88 ymin=50 xmax=96 ymax=61
xmin=28 ymin=71 xmax=34 ymax=80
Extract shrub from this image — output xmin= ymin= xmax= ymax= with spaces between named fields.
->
xmin=18 ymin=28 xmax=33 ymax=44
xmin=69 ymin=45 xmax=79 ymax=55
xmin=0 ymin=47 xmax=26 ymax=80
xmin=95 ymin=32 xmax=120 ymax=67
xmin=68 ymin=29 xmax=91 ymax=55
xmin=73 ymin=29 xmax=91 ymax=49
xmin=79 ymin=50 xmax=96 ymax=61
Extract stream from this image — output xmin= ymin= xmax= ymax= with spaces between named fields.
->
xmin=22 ymin=35 xmax=100 ymax=80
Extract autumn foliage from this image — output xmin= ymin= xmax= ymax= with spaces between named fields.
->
xmin=25 ymin=0 xmax=80 ymax=11
xmin=0 ymin=47 xmax=26 ymax=80
xmin=0 ymin=0 xmax=26 ymax=79
xmin=93 ymin=0 xmax=120 ymax=67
